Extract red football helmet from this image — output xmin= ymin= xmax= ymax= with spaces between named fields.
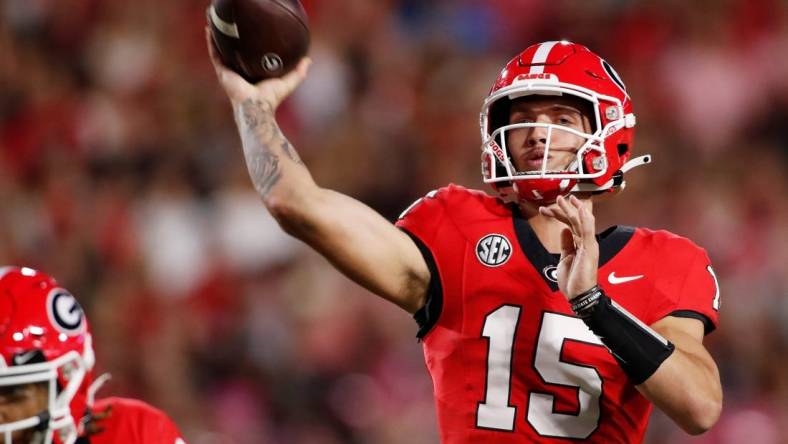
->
xmin=0 ymin=267 xmax=95 ymax=444
xmin=480 ymin=41 xmax=651 ymax=204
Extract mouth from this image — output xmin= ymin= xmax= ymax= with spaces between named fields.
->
xmin=518 ymin=146 xmax=579 ymax=172
xmin=520 ymin=150 xmax=549 ymax=171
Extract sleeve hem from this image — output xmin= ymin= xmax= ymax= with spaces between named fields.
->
xmin=400 ymin=228 xmax=443 ymax=340
xmin=667 ymin=310 xmax=716 ymax=335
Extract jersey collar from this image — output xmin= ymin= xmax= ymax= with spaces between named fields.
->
xmin=511 ymin=207 xmax=635 ymax=291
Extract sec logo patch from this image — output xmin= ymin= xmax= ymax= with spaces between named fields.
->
xmin=476 ymin=234 xmax=512 ymax=267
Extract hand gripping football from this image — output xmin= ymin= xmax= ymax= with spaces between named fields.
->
xmin=208 ymin=0 xmax=309 ymax=82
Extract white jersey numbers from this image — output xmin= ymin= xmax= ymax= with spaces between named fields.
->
xmin=476 ymin=308 xmax=605 ymax=438
xmin=477 ymin=305 xmax=521 ymax=430
xmin=528 ymin=313 xmax=603 ymax=438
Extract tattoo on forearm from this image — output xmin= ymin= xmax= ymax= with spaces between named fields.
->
xmin=247 ymin=145 xmax=282 ymax=197
xmin=234 ymin=98 xmax=303 ymax=196
xmin=282 ymin=140 xmax=303 ymax=164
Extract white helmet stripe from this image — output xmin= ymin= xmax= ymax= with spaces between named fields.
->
xmin=0 ymin=266 xmax=18 ymax=280
xmin=528 ymin=41 xmax=559 ymax=74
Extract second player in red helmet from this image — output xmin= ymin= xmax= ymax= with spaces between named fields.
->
xmin=0 ymin=267 xmax=186 ymax=444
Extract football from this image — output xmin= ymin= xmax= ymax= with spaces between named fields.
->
xmin=208 ymin=0 xmax=309 ymax=82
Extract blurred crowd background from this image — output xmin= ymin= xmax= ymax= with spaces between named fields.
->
xmin=2 ymin=0 xmax=787 ymax=442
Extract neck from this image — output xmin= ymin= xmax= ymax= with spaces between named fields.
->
xmin=518 ymin=195 xmax=594 ymax=254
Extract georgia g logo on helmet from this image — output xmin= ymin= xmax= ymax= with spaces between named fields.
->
xmin=47 ymin=288 xmax=85 ymax=335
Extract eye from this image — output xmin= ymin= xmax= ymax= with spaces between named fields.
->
xmin=510 ymin=114 xmax=533 ymax=125
xmin=557 ymin=115 xmax=576 ymax=126
xmin=0 ymin=386 xmax=29 ymax=403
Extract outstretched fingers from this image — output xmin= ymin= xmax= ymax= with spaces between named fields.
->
xmin=557 ymin=195 xmax=582 ymax=237
xmin=205 ymin=27 xmax=256 ymax=101
xmin=205 ymin=27 xmax=221 ymax=70
xmin=540 ymin=195 xmax=597 ymax=250
xmin=538 ymin=202 xmax=569 ymax=226
xmin=569 ymin=195 xmax=596 ymax=247
xmin=205 ymin=28 xmax=232 ymax=79
xmin=559 ymin=227 xmax=576 ymax=258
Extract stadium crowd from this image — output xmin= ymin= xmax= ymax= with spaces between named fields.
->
xmin=1 ymin=0 xmax=787 ymax=442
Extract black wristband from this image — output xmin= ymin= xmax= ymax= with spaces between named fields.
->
xmin=570 ymin=285 xmax=603 ymax=317
xmin=570 ymin=287 xmax=675 ymax=385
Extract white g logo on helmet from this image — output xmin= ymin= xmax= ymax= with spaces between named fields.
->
xmin=47 ymin=289 xmax=85 ymax=335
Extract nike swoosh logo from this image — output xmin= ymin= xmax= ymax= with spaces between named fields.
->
xmin=608 ymin=272 xmax=644 ymax=285
xmin=13 ymin=350 xmax=39 ymax=365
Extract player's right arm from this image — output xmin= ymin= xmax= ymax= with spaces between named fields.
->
xmin=206 ymin=31 xmax=429 ymax=313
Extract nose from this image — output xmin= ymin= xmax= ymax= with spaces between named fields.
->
xmin=527 ymin=121 xmax=549 ymax=147
xmin=524 ymin=113 xmax=555 ymax=147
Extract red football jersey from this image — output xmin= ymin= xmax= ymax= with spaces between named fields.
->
xmin=85 ymin=397 xmax=185 ymax=444
xmin=396 ymin=185 xmax=719 ymax=444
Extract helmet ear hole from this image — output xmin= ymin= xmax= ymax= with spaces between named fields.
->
xmin=489 ymin=98 xmax=512 ymax=138
xmin=617 ymin=144 xmax=629 ymax=156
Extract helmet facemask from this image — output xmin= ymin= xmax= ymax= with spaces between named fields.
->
xmin=480 ymin=41 xmax=646 ymax=205
xmin=481 ymin=80 xmax=630 ymax=204
xmin=0 ymin=344 xmax=93 ymax=444
xmin=488 ymin=116 xmax=605 ymax=177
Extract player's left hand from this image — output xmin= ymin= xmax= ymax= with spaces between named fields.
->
xmin=538 ymin=195 xmax=599 ymax=300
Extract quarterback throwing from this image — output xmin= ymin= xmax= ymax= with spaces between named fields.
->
xmin=208 ymin=34 xmax=722 ymax=443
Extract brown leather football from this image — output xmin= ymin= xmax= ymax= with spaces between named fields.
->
xmin=208 ymin=0 xmax=309 ymax=82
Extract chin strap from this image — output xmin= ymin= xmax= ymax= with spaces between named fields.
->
xmin=77 ymin=373 xmax=112 ymax=440
xmin=571 ymin=154 xmax=652 ymax=193
xmin=620 ymin=154 xmax=652 ymax=173
xmin=28 ymin=411 xmax=51 ymax=444
xmin=86 ymin=373 xmax=111 ymax=408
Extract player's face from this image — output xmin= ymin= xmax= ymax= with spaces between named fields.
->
xmin=506 ymin=96 xmax=593 ymax=172
xmin=0 ymin=383 xmax=48 ymax=442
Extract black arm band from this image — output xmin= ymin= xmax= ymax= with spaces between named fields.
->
xmin=570 ymin=286 xmax=675 ymax=385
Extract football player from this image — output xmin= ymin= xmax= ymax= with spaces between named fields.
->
xmin=208 ymin=34 xmax=722 ymax=443
xmin=0 ymin=266 xmax=186 ymax=444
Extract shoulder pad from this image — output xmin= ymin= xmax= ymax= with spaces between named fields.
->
xmin=639 ymin=228 xmax=706 ymax=256
xmin=398 ymin=184 xmax=505 ymax=222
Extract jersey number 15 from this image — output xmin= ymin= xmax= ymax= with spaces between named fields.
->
xmin=476 ymin=305 xmax=604 ymax=439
